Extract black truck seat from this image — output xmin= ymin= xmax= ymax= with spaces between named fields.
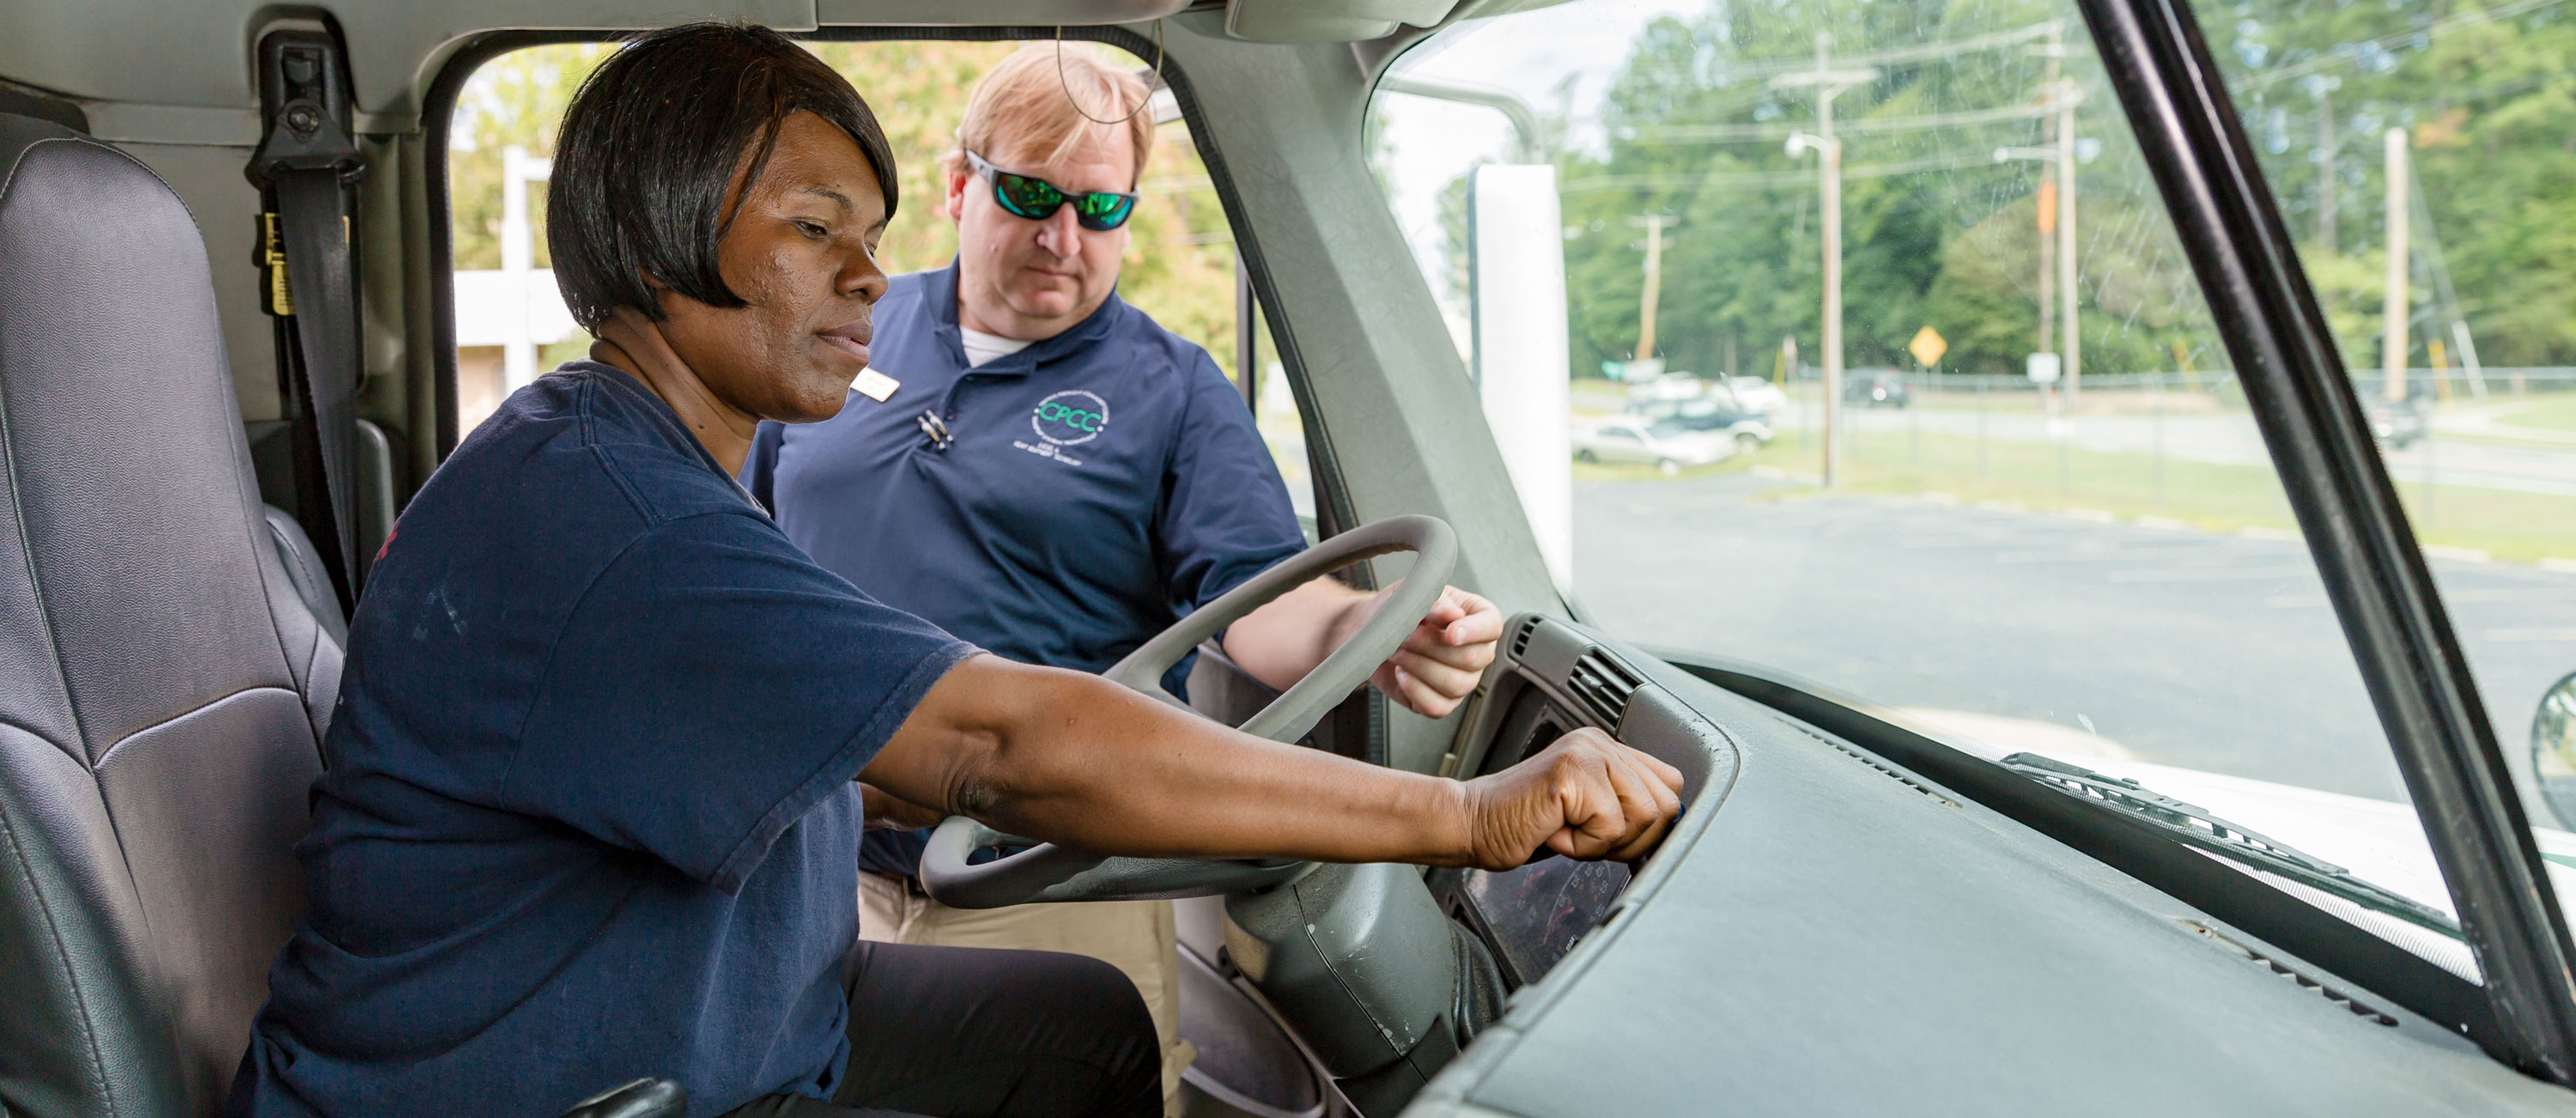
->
xmin=0 ymin=112 xmax=343 ymax=1117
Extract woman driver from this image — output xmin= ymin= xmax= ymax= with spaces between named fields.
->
xmin=231 ymin=21 xmax=1681 ymax=1118
xmin=742 ymin=51 xmax=1507 ymax=1112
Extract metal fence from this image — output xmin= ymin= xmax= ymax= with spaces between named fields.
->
xmin=1780 ymin=367 xmax=2576 ymax=398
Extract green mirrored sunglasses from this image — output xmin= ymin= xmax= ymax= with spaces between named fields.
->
xmin=964 ymin=151 xmax=1139 ymax=232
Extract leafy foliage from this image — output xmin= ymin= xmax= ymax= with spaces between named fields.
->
xmin=1429 ymin=0 xmax=2572 ymax=382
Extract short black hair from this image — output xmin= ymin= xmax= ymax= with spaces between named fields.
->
xmin=547 ymin=22 xmax=898 ymax=332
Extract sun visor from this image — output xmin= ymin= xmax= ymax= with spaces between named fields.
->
xmin=1223 ymin=0 xmax=1457 ymax=43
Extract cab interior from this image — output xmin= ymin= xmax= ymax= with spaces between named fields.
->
xmin=7 ymin=1 xmax=2576 ymax=1116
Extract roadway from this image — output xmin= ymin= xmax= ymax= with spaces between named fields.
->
xmin=1575 ymin=472 xmax=2576 ymax=811
xmin=1764 ymin=398 xmax=2576 ymax=498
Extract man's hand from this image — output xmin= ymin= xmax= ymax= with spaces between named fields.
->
xmin=860 ymin=782 xmax=948 ymax=830
xmin=1458 ymin=728 xmax=1685 ymax=870
xmin=1360 ymin=583 xmax=1502 ymax=718
xmin=1223 ymin=577 xmax=1501 ymax=718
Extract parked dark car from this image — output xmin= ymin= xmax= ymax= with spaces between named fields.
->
xmin=1844 ymin=368 xmax=1911 ymax=408
xmin=1623 ymin=395 xmax=1776 ymax=451
xmin=2366 ymin=387 xmax=2432 ymax=449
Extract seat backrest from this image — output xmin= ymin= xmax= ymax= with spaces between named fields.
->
xmin=0 ymin=113 xmax=343 ymax=1118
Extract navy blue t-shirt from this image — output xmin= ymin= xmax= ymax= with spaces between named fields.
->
xmin=234 ymin=362 xmax=975 ymax=1118
xmin=744 ymin=262 xmax=1303 ymax=876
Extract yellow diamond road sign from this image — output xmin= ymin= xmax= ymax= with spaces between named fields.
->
xmin=1909 ymin=326 xmax=1947 ymax=368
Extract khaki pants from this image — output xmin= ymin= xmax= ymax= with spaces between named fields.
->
xmin=859 ymin=873 xmax=1194 ymax=1118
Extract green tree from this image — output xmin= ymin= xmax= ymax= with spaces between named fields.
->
xmin=2204 ymin=0 xmax=2576 ymax=368
xmin=447 ymin=44 xmax=613 ymax=271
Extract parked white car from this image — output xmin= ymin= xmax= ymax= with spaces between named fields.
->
xmin=1623 ymin=373 xmax=1708 ymax=404
xmin=1725 ymin=376 xmax=1789 ymax=416
xmin=1572 ymin=416 xmax=1740 ymax=474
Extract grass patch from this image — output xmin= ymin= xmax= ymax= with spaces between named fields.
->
xmin=2489 ymin=395 xmax=2576 ymax=437
xmin=1589 ymin=428 xmax=2576 ymax=565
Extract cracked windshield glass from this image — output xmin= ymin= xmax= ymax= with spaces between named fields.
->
xmin=1375 ymin=0 xmax=2576 ymax=978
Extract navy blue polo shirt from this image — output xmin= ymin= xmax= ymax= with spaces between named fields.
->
xmin=744 ymin=262 xmax=1303 ymax=876
xmin=234 ymin=362 xmax=975 ymax=1118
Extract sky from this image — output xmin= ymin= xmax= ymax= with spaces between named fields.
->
xmin=1373 ymin=1 xmax=1709 ymax=344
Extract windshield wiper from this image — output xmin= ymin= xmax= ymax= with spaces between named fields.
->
xmin=1993 ymin=752 xmax=2462 ymax=938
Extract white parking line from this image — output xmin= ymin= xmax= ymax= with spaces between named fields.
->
xmin=2484 ymin=628 xmax=2576 ymax=642
xmin=2271 ymin=585 xmax=2576 ymax=610
xmin=1993 ymin=545 xmax=2240 ymax=564
xmin=2439 ymin=587 xmax=2576 ymax=603
xmin=2109 ymin=566 xmax=2318 ymax=583
xmin=1900 ymin=535 xmax=2063 ymax=550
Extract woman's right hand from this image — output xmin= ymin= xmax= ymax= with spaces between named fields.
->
xmin=1459 ymin=728 xmax=1686 ymax=870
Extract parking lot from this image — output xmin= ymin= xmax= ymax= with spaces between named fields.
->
xmin=1575 ymin=471 xmax=2576 ymax=808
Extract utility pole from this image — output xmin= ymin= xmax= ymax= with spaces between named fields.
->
xmin=2037 ymin=30 xmax=2061 ymax=362
xmin=2382 ymin=126 xmax=2410 ymax=403
xmin=2052 ymin=41 xmax=2081 ymax=413
xmin=2002 ymin=24 xmax=2081 ymax=415
xmin=1628 ymin=214 xmax=1674 ymax=367
xmin=2309 ymin=75 xmax=2341 ymax=252
xmin=1776 ymin=32 xmax=1878 ymax=488
xmin=2037 ymin=173 xmax=2056 ymax=359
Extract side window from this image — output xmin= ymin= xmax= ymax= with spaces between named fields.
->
xmin=2187 ymin=3 xmax=2576 ymax=880
xmin=445 ymin=39 xmax=1312 ymax=509
xmin=445 ymin=44 xmax=612 ymax=436
xmin=1374 ymin=2 xmax=2493 ymax=979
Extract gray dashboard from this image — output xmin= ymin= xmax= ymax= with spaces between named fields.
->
xmin=1406 ymin=616 xmax=2576 ymax=1116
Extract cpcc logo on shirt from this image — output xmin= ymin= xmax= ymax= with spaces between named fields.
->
xmin=1031 ymin=390 xmax=1109 ymax=447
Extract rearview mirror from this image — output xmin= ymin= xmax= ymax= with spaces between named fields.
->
xmin=2532 ymin=672 xmax=2576 ymax=829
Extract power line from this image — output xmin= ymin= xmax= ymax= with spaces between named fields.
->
xmin=2238 ymin=0 xmax=2567 ymax=89
xmin=1558 ymin=149 xmax=2008 ymax=195
xmin=1621 ymin=100 xmax=2057 ymax=144
xmin=1705 ymin=20 xmax=2064 ymax=81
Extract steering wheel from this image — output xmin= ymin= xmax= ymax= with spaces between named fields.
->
xmin=918 ymin=514 xmax=1459 ymax=908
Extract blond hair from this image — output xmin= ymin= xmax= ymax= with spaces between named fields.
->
xmin=939 ymin=46 xmax=1156 ymax=189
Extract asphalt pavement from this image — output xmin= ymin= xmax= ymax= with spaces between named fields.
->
xmin=1771 ymin=399 xmax=2576 ymax=499
xmin=1576 ymin=472 xmax=2576 ymax=811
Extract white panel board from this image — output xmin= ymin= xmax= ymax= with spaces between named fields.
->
xmin=1469 ymin=163 xmax=1571 ymax=596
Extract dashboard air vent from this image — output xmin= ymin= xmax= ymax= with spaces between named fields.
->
xmin=1510 ymin=617 xmax=1538 ymax=660
xmin=1564 ymin=650 xmax=1643 ymax=726
xmin=1792 ymin=726 xmax=1959 ymax=809
xmin=2175 ymin=920 xmax=2398 ymax=1026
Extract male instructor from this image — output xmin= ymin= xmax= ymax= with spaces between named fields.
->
xmin=743 ymin=47 xmax=1503 ymax=1111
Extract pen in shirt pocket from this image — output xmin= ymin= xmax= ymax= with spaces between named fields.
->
xmin=916 ymin=410 xmax=954 ymax=451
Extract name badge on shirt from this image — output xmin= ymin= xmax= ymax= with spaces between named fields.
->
xmin=853 ymin=369 xmax=900 ymax=402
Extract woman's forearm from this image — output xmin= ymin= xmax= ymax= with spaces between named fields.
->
xmin=866 ymin=654 xmax=1478 ymax=866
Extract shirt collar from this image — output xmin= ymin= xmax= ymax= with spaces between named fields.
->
xmin=926 ymin=258 xmax=1127 ymax=374
xmin=579 ymin=361 xmax=768 ymax=514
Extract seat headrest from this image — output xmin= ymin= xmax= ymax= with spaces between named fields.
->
xmin=0 ymin=112 xmax=294 ymax=760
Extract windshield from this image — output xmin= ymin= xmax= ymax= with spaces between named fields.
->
xmin=2186 ymin=0 xmax=2576 ymax=956
xmin=1364 ymin=0 xmax=2576 ymax=982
